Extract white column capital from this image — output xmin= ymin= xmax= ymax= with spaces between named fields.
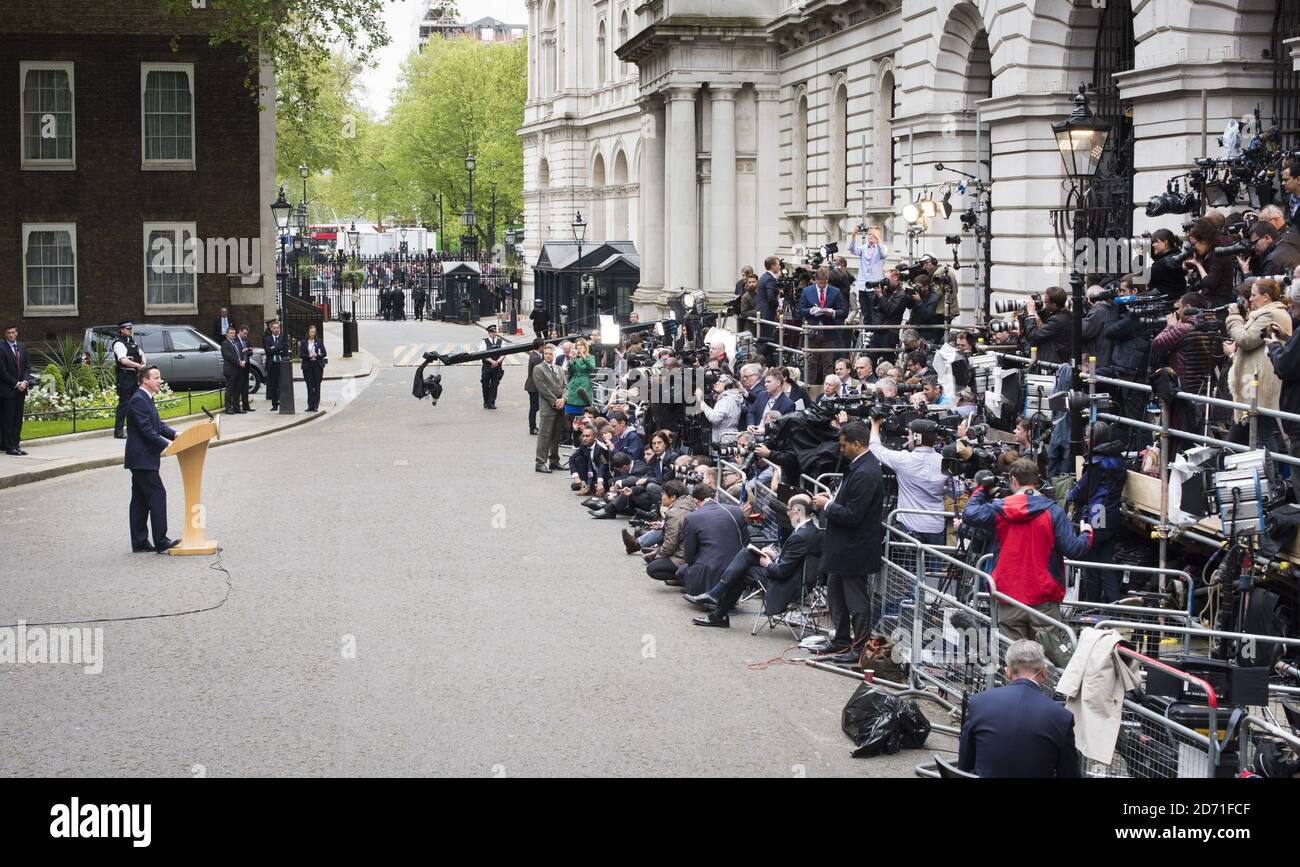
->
xmin=710 ymin=84 xmax=741 ymax=101
xmin=666 ymin=85 xmax=699 ymax=103
xmin=753 ymin=84 xmax=781 ymax=102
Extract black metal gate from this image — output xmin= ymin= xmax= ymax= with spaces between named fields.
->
xmin=1086 ymin=0 xmax=1135 ymax=242
xmin=1273 ymin=0 xmax=1300 ymax=150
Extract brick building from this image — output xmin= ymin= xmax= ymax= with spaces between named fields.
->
xmin=0 ymin=0 xmax=277 ymax=341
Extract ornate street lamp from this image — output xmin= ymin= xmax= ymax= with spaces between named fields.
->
xmin=464 ymin=152 xmax=477 ymax=260
xmin=270 ymin=186 xmax=292 ymax=308
xmin=1051 ymin=82 xmax=1110 ymax=459
xmin=572 ymin=212 xmax=588 ymax=327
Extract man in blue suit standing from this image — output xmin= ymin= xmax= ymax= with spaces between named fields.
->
xmin=125 ymin=366 xmax=179 ymax=553
xmin=755 ymin=256 xmax=781 ymax=342
xmin=958 ymin=639 xmax=1081 ymax=778
xmin=799 ymin=266 xmax=846 ymax=386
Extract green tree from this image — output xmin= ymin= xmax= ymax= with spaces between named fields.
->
xmin=275 ymin=48 xmax=367 ymax=182
xmin=383 ymin=37 xmax=528 ymax=255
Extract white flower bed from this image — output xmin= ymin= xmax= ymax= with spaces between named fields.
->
xmin=25 ymin=383 xmax=178 ymax=420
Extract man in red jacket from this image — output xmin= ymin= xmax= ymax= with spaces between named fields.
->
xmin=962 ymin=458 xmax=1093 ymax=640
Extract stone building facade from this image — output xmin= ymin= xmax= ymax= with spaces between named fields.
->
xmin=521 ymin=0 xmax=1300 ymax=319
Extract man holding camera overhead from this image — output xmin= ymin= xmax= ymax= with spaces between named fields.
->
xmin=849 ymin=225 xmax=888 ymax=328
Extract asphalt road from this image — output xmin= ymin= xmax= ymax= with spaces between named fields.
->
xmin=0 ymin=320 xmax=954 ymax=777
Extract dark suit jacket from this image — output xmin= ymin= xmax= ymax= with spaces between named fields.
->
xmin=798 ymin=284 xmax=846 ymax=326
xmin=124 ymin=388 xmax=177 ymax=471
xmin=568 ymin=443 xmax=608 ymax=486
xmin=958 ymin=678 xmax=1081 ymax=778
xmin=762 ymin=520 xmax=822 ymax=614
xmin=524 ymin=349 xmax=543 ymax=394
xmin=751 ymin=389 xmax=796 ymax=425
xmin=0 ymin=340 xmax=32 ymax=399
xmin=300 ymin=338 xmax=327 ymax=370
xmin=612 ymin=429 xmax=643 ymax=459
xmin=756 ymin=271 xmax=779 ymax=320
xmin=263 ymin=332 xmax=289 ymax=364
xmin=820 ymin=451 xmax=884 ymax=575
xmin=220 ymin=338 xmax=243 ymax=378
xmin=680 ymin=500 xmax=750 ymax=596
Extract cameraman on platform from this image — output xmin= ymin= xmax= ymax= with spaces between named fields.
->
xmin=962 ymin=458 xmax=1093 ymax=641
xmin=850 ymin=225 xmax=888 ymax=328
xmin=869 ymin=415 xmax=947 ymax=549
xmin=1021 ymin=286 xmax=1073 ymax=365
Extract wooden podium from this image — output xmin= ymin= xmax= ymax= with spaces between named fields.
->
xmin=161 ymin=416 xmax=220 ymax=556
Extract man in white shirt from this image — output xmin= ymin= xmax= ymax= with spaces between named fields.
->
xmin=849 ymin=225 xmax=888 ymax=326
xmin=868 ymin=414 xmax=948 ymax=552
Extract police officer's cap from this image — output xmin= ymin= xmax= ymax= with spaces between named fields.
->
xmin=118 ymin=320 xmax=133 ymax=329
xmin=486 ymin=323 xmax=498 ymax=332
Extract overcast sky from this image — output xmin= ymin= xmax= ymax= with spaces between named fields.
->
xmin=355 ymin=0 xmax=529 ymax=117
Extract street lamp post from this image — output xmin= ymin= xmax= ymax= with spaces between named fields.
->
xmin=572 ymin=211 xmax=587 ymax=329
xmin=464 ymin=153 xmax=477 ymax=261
xmin=294 ymin=202 xmax=308 ymax=299
xmin=271 ymin=186 xmax=297 ymax=415
xmin=1051 ymin=82 xmax=1111 ymax=459
xmin=434 ymin=192 xmax=444 ymax=254
xmin=271 ymin=186 xmax=292 ymax=314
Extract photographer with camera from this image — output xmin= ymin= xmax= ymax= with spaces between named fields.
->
xmin=697 ymin=373 xmax=745 ymax=445
xmin=1282 ymin=160 xmax=1300 ymax=229
xmin=1258 ymin=204 xmax=1300 ymax=259
xmin=869 ymin=415 xmax=947 ymax=549
xmin=1265 ymin=279 xmax=1300 ymax=490
xmin=1098 ymin=282 xmax=1152 ymax=444
xmin=850 ymin=225 xmax=888 ymax=326
xmin=872 ymin=268 xmax=908 ymax=350
xmin=1239 ymin=221 xmax=1300 ymax=279
xmin=1148 ymin=228 xmax=1190 ymax=302
xmin=1151 ymin=292 xmax=1221 ymax=446
xmin=905 ymin=273 xmax=945 ymax=345
xmin=1066 ymin=422 xmax=1126 ymax=603
xmin=1021 ymin=286 xmax=1073 ymax=365
xmin=1081 ymin=284 xmax=1118 ymax=368
xmin=1225 ymin=277 xmax=1292 ymax=451
xmin=1184 ymin=217 xmax=1236 ymax=308
xmin=962 ymin=458 xmax=1093 ymax=641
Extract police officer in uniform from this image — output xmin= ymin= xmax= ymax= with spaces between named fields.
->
xmin=479 ymin=323 xmax=505 ymax=409
xmin=112 ymin=321 xmax=146 ymax=440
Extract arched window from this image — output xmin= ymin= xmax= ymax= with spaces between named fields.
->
xmin=597 ymin=20 xmax=607 ymax=87
xmin=591 ymin=152 xmax=607 ymax=242
xmin=618 ymin=9 xmax=630 ymax=79
xmin=871 ymin=67 xmax=894 ymax=212
xmin=538 ymin=158 xmax=551 ymax=241
xmin=612 ymin=149 xmax=630 ymax=240
xmin=793 ymin=90 xmax=808 ymax=212
xmin=543 ymin=0 xmax=558 ymax=98
xmin=830 ymin=79 xmax=848 ymax=211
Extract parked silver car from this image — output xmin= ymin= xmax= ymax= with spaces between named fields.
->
xmin=84 ymin=325 xmax=266 ymax=394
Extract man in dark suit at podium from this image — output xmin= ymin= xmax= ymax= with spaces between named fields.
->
xmin=125 ymin=366 xmax=179 ymax=553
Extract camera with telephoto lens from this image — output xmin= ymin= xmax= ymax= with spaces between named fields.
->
xmin=972 ymin=469 xmax=1011 ymax=499
xmin=1215 ymin=238 xmax=1252 ymax=258
xmin=896 ymin=260 xmax=930 ymax=281
xmin=683 ymin=469 xmax=706 ymax=485
xmin=993 ymin=293 xmax=1040 ymax=315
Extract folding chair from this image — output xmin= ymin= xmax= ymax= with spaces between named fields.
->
xmin=751 ymin=552 xmax=828 ymax=640
xmin=934 ymin=755 xmax=978 ymax=779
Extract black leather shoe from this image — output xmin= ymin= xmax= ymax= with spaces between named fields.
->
xmin=4 ymin=450 xmax=21 ymax=456
xmin=664 ymin=578 xmax=684 ymax=587
xmin=154 ymin=538 xmax=181 ymax=554
xmin=581 ymin=498 xmax=606 ymax=510
xmin=113 ymin=431 xmax=127 ymax=440
xmin=590 ymin=507 xmax=616 ymax=519
xmin=529 ymin=429 xmax=538 ymax=435
xmin=131 ymin=543 xmax=155 ymax=553
xmin=622 ymin=529 xmax=640 ymax=555
xmin=682 ymin=592 xmax=719 ymax=609
xmin=15 ymin=449 xmax=28 ymax=455
xmin=548 ymin=462 xmax=563 ymax=470
xmin=825 ymin=649 xmax=862 ymax=666
xmin=535 ymin=463 xmax=552 ymax=474
xmin=245 ymin=407 xmax=256 ymax=412
xmin=693 ymin=614 xmax=729 ymax=627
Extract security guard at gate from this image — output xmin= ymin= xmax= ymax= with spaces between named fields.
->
xmin=112 ymin=321 xmax=147 ymax=440
xmin=479 ymin=323 xmax=505 ymax=409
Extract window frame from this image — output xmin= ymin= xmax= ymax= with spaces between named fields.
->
xmin=21 ymin=222 xmax=79 ymax=317
xmin=19 ymin=61 xmax=76 ymax=170
xmin=143 ymin=221 xmax=199 ymax=314
xmin=140 ymin=62 xmax=196 ymax=171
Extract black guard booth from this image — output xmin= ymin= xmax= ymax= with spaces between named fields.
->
xmin=441 ymin=262 xmax=482 ymax=320
xmin=532 ymin=241 xmax=640 ymax=334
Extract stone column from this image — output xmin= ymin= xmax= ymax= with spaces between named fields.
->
xmin=754 ymin=85 xmax=782 ymax=261
xmin=709 ymin=85 xmax=739 ymax=294
xmin=637 ymin=97 xmax=666 ymax=296
xmin=666 ymin=85 xmax=699 ymax=293
xmin=526 ymin=0 xmax=538 ymax=99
